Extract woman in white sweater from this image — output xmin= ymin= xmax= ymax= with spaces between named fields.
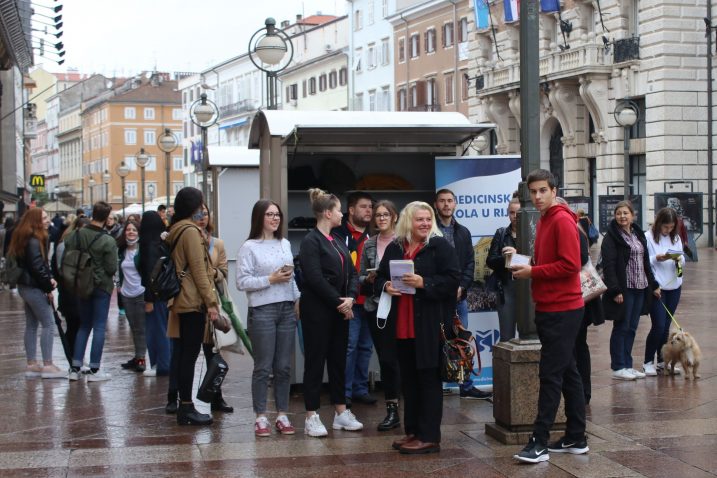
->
xmin=236 ymin=199 xmax=300 ymax=437
xmin=643 ymin=207 xmax=685 ymax=376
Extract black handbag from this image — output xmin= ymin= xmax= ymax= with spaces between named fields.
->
xmin=197 ymin=353 xmax=229 ymax=403
xmin=440 ymin=313 xmax=480 ymax=383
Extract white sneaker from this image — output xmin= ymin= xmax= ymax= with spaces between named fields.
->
xmin=612 ymin=368 xmax=636 ymax=381
xmin=643 ymin=362 xmax=657 ymax=376
xmin=41 ymin=366 xmax=67 ymax=379
xmin=627 ymin=368 xmax=646 ymax=379
xmin=68 ymin=369 xmax=81 ymax=381
xmin=304 ymin=414 xmax=328 ymax=437
xmin=86 ymin=370 xmax=111 ymax=382
xmin=143 ymin=367 xmax=157 ymax=377
xmin=332 ymin=409 xmax=363 ymax=431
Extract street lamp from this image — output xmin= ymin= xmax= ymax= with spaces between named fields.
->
xmin=88 ymin=175 xmax=96 ymax=205
xmin=248 ymin=17 xmax=294 ymax=109
xmin=189 ymin=93 xmax=218 ymax=208
xmin=614 ymin=99 xmax=639 ymax=200
xmin=102 ymin=169 xmax=111 ymax=203
xmin=157 ymin=128 xmax=179 ymax=208
xmin=116 ymin=161 xmax=130 ymax=217
xmin=136 ymin=148 xmax=150 ymax=214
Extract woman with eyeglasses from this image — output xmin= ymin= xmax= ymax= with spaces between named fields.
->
xmin=359 ymin=200 xmax=402 ymax=431
xmin=237 ymin=200 xmax=300 ymax=437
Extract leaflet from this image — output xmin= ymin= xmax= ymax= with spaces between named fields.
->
xmin=665 ymin=249 xmax=684 ymax=259
xmin=389 ymin=260 xmax=416 ymax=295
xmin=509 ymin=253 xmax=532 ymax=267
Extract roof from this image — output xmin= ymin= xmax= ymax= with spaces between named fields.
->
xmin=299 ymin=15 xmax=338 ymax=25
xmin=207 ymin=146 xmax=260 ymax=167
xmin=53 ymin=72 xmax=88 ymax=82
xmin=108 ymin=79 xmax=180 ymax=105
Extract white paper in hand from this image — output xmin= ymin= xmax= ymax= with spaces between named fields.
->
xmin=509 ymin=254 xmax=531 ymax=267
xmin=389 ymin=260 xmax=416 ymax=294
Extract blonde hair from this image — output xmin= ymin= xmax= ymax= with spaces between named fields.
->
xmin=395 ymin=201 xmax=442 ymax=244
xmin=308 ymin=188 xmax=340 ymax=218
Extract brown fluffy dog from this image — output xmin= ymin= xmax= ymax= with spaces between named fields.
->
xmin=661 ymin=326 xmax=702 ymax=380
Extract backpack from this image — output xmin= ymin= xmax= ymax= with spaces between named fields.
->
xmin=588 ymin=223 xmax=599 ymax=245
xmin=149 ymin=225 xmax=193 ymax=301
xmin=2 ymin=255 xmax=24 ymax=287
xmin=60 ymin=230 xmax=104 ymax=299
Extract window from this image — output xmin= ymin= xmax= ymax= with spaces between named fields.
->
xmin=367 ymin=43 xmax=377 ymax=69
xmin=173 ymin=129 xmax=183 ymax=143
xmin=146 ymin=156 xmax=157 ymax=171
xmin=382 ymin=0 xmax=388 ymax=17
xmin=369 ymin=90 xmax=376 ymax=111
xmin=368 ymin=0 xmax=374 ymax=24
xmin=381 ymin=38 xmax=390 ymax=65
xmin=286 ymin=83 xmax=298 ymax=101
xmin=410 ymin=33 xmax=420 ymax=58
xmin=124 ymin=107 xmax=136 ymax=119
xmin=425 ymin=28 xmax=436 ymax=53
xmin=354 ymin=9 xmax=363 ymax=31
xmin=173 ymin=156 xmax=183 ymax=171
xmin=462 ymin=72 xmax=469 ymax=101
xmin=302 ymin=80 xmax=307 ymax=97
xmin=459 ymin=17 xmax=469 ymax=43
xmin=442 ymin=22 xmax=454 ymax=48
xmin=124 ymin=155 xmax=137 ymax=171
xmin=355 ymin=92 xmax=364 ymax=111
xmin=145 ymin=181 xmax=158 ymax=199
xmin=329 ymin=71 xmax=338 ymax=89
xmin=445 ymin=74 xmax=454 ymax=104
xmin=144 ymin=129 xmax=156 ymax=145
xmin=173 ymin=182 xmax=184 ymax=195
xmin=398 ymin=38 xmax=406 ymax=63
xmin=124 ymin=129 xmax=137 ymax=145
xmin=410 ymin=84 xmax=417 ymax=107
xmin=354 ymin=47 xmax=363 ymax=72
xmin=309 ymin=77 xmax=317 ymax=95
xmin=382 ymin=86 xmax=391 ymax=111
xmin=125 ymin=181 xmax=138 ymax=198
xmin=144 ymin=107 xmax=155 ymax=120
xmin=339 ymin=67 xmax=348 ymax=86
xmin=172 ymin=108 xmax=183 ymax=120
xmin=319 ymin=74 xmax=327 ymax=92
xmin=427 ymin=78 xmax=437 ymax=105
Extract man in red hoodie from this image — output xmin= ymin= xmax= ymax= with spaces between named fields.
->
xmin=510 ymin=169 xmax=587 ymax=464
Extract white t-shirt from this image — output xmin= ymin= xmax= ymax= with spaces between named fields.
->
xmin=120 ymin=248 xmax=145 ymax=298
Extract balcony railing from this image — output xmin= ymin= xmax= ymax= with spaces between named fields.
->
xmin=408 ymin=104 xmax=441 ymax=112
xmin=613 ymin=36 xmax=640 ymax=63
xmin=218 ymin=99 xmax=260 ymax=119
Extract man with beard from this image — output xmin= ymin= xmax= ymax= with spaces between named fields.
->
xmin=333 ymin=191 xmax=376 ymax=406
xmin=434 ymin=189 xmax=491 ymax=400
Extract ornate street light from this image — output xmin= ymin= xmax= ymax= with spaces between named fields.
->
xmin=189 ymin=93 xmax=218 ymax=210
xmin=88 ymin=175 xmax=96 ymax=205
xmin=102 ymin=169 xmax=111 ymax=203
xmin=157 ymin=128 xmax=179 ymax=208
xmin=248 ymin=17 xmax=294 ymax=109
xmin=136 ymin=148 xmax=150 ymax=214
xmin=116 ymin=161 xmax=130 ymax=216
xmin=614 ymin=99 xmax=639 ymax=200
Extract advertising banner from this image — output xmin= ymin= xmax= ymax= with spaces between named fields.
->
xmin=436 ymin=156 xmax=522 ymax=389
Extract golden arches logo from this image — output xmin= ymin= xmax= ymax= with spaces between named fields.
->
xmin=30 ymin=175 xmax=45 ymax=187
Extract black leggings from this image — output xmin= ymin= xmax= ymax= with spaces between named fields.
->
xmin=176 ymin=311 xmax=206 ymax=402
xmin=366 ymin=309 xmax=400 ymax=401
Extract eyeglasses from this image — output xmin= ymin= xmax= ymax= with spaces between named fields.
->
xmin=375 ymin=213 xmax=391 ymax=219
xmin=265 ymin=212 xmax=282 ymax=219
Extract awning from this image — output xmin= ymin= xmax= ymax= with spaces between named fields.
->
xmin=219 ymin=117 xmax=249 ymax=130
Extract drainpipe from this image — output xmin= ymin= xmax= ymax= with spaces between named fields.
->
xmin=709 ymin=3 xmax=715 ymax=247
xmin=348 ymin=0 xmax=355 ymax=109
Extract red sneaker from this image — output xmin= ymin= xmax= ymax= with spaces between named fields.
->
xmin=255 ymin=417 xmax=271 ymax=437
xmin=275 ymin=415 xmax=295 ymax=435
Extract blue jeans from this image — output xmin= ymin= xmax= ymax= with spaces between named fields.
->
xmin=73 ymin=288 xmax=111 ymax=369
xmin=145 ymin=300 xmax=171 ymax=374
xmin=609 ymin=288 xmax=645 ymax=371
xmin=645 ymin=287 xmax=681 ymax=365
xmin=456 ymin=298 xmax=474 ymax=390
xmin=345 ymin=305 xmax=373 ymax=398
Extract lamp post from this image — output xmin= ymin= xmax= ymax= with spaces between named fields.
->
xmin=88 ymin=175 xmax=96 ymax=206
xmin=614 ymin=99 xmax=639 ymax=200
xmin=158 ymin=128 xmax=179 ymax=208
xmin=189 ymin=94 xmax=218 ymax=207
xmin=116 ymin=161 xmax=130 ymax=217
xmin=248 ymin=17 xmax=294 ymax=109
xmin=136 ymin=148 xmax=150 ymax=214
xmin=102 ymin=169 xmax=111 ymax=203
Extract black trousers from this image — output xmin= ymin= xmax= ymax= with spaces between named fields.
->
xmin=366 ymin=309 xmax=401 ymax=401
xmin=574 ymin=313 xmax=591 ymax=404
xmin=177 ymin=311 xmax=206 ymax=403
xmin=533 ymin=307 xmax=586 ymax=444
xmin=302 ymin=310 xmax=349 ymax=411
xmin=396 ymin=339 xmax=442 ymax=443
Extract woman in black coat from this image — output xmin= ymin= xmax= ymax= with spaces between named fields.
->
xmin=601 ymin=201 xmax=660 ymax=381
xmin=375 ymin=201 xmax=459 ymax=455
xmin=299 ymin=188 xmax=361 ymax=438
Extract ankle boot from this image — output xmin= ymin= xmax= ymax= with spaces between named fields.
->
xmin=165 ymin=391 xmax=178 ymax=414
xmin=211 ymin=390 xmax=234 ymax=413
xmin=377 ymin=402 xmax=400 ymax=431
xmin=177 ymin=402 xmax=213 ymax=426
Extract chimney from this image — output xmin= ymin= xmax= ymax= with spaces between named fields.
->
xmin=296 ymin=14 xmax=302 ymax=22
xmin=281 ymin=20 xmax=290 ymax=28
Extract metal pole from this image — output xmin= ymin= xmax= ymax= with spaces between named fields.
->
xmin=268 ymin=72 xmax=276 ymax=110
xmin=165 ymin=150 xmax=171 ymax=208
xmin=515 ymin=0 xmax=541 ymax=340
xmin=80 ymin=177 xmax=84 ymax=207
xmin=90 ymin=185 xmax=93 ymax=206
xmin=121 ymin=177 xmax=126 ymax=218
xmin=708 ymin=7 xmax=715 ymax=247
xmin=141 ymin=166 xmax=146 ymax=214
xmin=623 ymin=126 xmax=630 ymax=200
xmin=201 ymin=126 xmax=209 ymax=203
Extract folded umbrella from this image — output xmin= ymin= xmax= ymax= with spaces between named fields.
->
xmin=51 ymin=302 xmax=73 ymax=366
xmin=216 ymin=280 xmax=253 ymax=357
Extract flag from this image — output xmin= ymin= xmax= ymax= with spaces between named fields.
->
xmin=504 ymin=0 xmax=519 ymax=22
xmin=540 ymin=0 xmax=560 ymax=13
xmin=474 ymin=0 xmax=490 ymax=29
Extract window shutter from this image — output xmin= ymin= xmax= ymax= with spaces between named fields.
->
xmin=416 ymin=80 xmax=427 ymax=106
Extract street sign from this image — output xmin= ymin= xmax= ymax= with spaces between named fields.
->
xmin=30 ymin=174 xmax=46 ymax=193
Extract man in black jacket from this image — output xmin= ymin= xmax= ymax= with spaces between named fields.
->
xmin=434 ymin=189 xmax=491 ymax=400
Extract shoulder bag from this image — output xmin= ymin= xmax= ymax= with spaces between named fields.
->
xmin=440 ymin=312 xmax=480 ymax=383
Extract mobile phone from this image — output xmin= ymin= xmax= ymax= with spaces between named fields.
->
xmin=280 ymin=264 xmax=294 ymax=273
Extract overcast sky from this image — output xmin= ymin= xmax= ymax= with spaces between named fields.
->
xmin=34 ymin=0 xmax=347 ymax=76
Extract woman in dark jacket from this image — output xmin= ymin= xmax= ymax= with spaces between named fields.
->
xmin=486 ymin=195 xmax=520 ymax=341
xmin=299 ymin=188 xmax=361 ymax=438
xmin=601 ymin=201 xmax=660 ymax=381
xmin=375 ymin=201 xmax=459 ymax=455
xmin=9 ymin=208 xmax=65 ymax=378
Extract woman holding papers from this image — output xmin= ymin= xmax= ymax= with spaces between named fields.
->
xmin=643 ymin=207 xmax=685 ymax=376
xmin=375 ymin=201 xmax=459 ymax=455
xmin=359 ymin=200 xmax=401 ymax=431
xmin=298 ymin=188 xmax=362 ymax=438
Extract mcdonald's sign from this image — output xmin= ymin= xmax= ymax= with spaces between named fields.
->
xmin=30 ymin=174 xmax=46 ymax=193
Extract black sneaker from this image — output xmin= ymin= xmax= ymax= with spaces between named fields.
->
xmin=514 ymin=436 xmax=549 ymax=464
xmin=459 ymin=387 xmax=492 ymax=400
xmin=548 ymin=436 xmax=589 ymax=455
xmin=121 ymin=357 xmax=137 ymax=370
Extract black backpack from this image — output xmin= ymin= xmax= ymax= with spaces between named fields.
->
xmin=149 ymin=225 xmax=193 ymax=301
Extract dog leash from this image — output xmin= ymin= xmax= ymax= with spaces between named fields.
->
xmin=660 ymin=299 xmax=682 ymax=331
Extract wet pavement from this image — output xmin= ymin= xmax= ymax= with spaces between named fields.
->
xmin=0 ymin=249 xmax=715 ymax=477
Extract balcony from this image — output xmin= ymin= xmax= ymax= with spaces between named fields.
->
xmin=218 ymin=99 xmax=260 ymax=119
xmin=408 ymin=104 xmax=442 ymax=112
xmin=613 ymin=36 xmax=640 ymax=64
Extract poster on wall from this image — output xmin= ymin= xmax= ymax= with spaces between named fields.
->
xmin=436 ymin=156 xmax=522 ymax=389
xmin=598 ymin=195 xmax=642 ymax=233
xmin=654 ymin=192 xmax=703 ymax=235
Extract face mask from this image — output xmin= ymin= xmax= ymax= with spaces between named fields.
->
xmin=126 ymin=237 xmax=139 ymax=246
xmin=192 ymin=211 xmax=205 ymax=222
